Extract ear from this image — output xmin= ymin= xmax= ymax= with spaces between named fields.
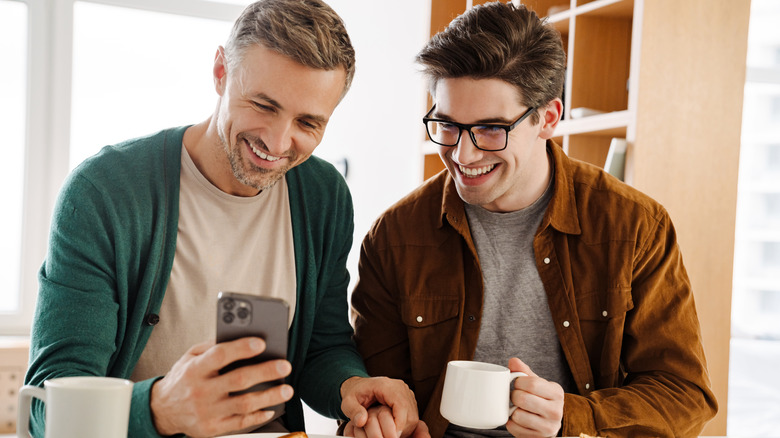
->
xmin=537 ymin=98 xmax=563 ymax=140
xmin=214 ymin=46 xmax=228 ymax=96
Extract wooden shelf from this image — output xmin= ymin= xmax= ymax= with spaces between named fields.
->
xmin=575 ymin=0 xmax=634 ymax=18
xmin=555 ymin=110 xmax=630 ymax=137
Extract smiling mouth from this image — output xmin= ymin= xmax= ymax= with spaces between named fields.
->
xmin=458 ymin=163 xmax=496 ymax=178
xmin=247 ymin=139 xmax=282 ymax=162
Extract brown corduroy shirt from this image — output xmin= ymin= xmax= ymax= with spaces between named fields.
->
xmin=351 ymin=141 xmax=717 ymax=437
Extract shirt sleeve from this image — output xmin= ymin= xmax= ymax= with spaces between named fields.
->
xmin=25 ymin=171 xmax=167 ymax=438
xmin=561 ymin=211 xmax=718 ymax=436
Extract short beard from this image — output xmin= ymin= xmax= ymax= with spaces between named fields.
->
xmin=220 ymin=131 xmax=288 ymax=192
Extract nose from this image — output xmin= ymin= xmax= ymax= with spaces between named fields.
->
xmin=263 ymin=120 xmax=294 ymax=155
xmin=451 ymin=129 xmax=484 ymax=165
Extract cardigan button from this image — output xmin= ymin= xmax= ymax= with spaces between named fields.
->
xmin=144 ymin=313 xmax=160 ymax=326
xmin=416 ymin=316 xmax=423 ymax=323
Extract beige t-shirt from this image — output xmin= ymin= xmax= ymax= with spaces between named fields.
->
xmin=131 ymin=144 xmax=297 ymax=382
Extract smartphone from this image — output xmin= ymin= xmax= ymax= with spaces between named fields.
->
xmin=216 ymin=292 xmax=289 ymax=414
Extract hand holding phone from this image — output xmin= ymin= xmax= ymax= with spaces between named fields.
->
xmin=216 ymin=292 xmax=290 ymax=416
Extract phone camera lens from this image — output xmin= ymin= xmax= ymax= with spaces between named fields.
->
xmin=237 ymin=307 xmax=249 ymax=319
xmin=222 ymin=312 xmax=235 ymax=324
xmin=223 ymin=298 xmax=235 ymax=311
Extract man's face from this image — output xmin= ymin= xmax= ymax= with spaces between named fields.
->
xmin=433 ymin=77 xmax=555 ymax=212
xmin=213 ymin=44 xmax=346 ymax=196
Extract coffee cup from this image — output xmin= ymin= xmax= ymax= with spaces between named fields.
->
xmin=440 ymin=360 xmax=526 ymax=429
xmin=17 ymin=376 xmax=133 ymax=438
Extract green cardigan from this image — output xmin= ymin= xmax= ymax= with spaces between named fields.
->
xmin=25 ymin=126 xmax=368 ymax=437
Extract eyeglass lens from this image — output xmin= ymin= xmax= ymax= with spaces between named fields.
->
xmin=427 ymin=122 xmax=506 ymax=150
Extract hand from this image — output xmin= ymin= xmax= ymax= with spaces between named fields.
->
xmin=340 ymin=376 xmax=420 ymax=438
xmin=150 ymin=338 xmax=294 ymax=437
xmin=506 ymin=358 xmax=564 ymax=438
xmin=343 ymin=405 xmax=430 ymax=438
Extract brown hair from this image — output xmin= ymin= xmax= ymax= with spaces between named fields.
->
xmin=225 ymin=0 xmax=355 ymax=96
xmin=417 ymin=2 xmax=565 ymax=124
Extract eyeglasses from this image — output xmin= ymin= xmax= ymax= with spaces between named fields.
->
xmin=422 ymin=104 xmax=537 ymax=152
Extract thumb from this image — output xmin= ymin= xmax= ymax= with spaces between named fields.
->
xmin=508 ymin=357 xmax=536 ymax=377
xmin=341 ymin=396 xmax=368 ymax=428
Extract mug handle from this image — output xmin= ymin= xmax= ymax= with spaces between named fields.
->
xmin=507 ymin=371 xmax=527 ymax=417
xmin=17 ymin=385 xmax=46 ymax=438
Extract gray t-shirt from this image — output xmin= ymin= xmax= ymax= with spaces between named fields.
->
xmin=446 ymin=174 xmax=575 ymax=438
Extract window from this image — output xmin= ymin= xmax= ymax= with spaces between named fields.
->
xmin=0 ymin=0 xmax=245 ymax=334
xmin=730 ymin=0 xmax=780 ymax=435
xmin=69 ymin=2 xmax=234 ymax=168
xmin=0 ymin=1 xmax=28 ymax=315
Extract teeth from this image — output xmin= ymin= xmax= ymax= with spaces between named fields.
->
xmin=250 ymin=143 xmax=281 ymax=162
xmin=459 ymin=164 xmax=496 ymax=177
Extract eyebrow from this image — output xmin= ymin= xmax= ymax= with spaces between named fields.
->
xmin=253 ymin=92 xmax=329 ymax=126
xmin=432 ymin=110 xmax=512 ymax=125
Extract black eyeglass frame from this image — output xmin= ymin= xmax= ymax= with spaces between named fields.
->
xmin=422 ymin=104 xmax=537 ymax=152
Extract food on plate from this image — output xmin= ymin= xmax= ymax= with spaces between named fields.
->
xmin=279 ymin=432 xmax=308 ymax=438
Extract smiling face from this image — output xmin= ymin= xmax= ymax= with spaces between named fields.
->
xmin=433 ymin=77 xmax=560 ymax=212
xmin=212 ymin=44 xmax=347 ymax=196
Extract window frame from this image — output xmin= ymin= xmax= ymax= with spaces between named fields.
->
xmin=0 ymin=0 xmax=245 ymax=335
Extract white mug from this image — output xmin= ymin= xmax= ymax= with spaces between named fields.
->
xmin=440 ymin=360 xmax=526 ymax=429
xmin=17 ymin=376 xmax=133 ymax=438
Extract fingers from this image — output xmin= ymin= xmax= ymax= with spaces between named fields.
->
xmin=186 ymin=339 xmax=216 ymax=356
xmin=340 ymin=376 xmax=419 ymax=437
xmin=198 ymin=337 xmax=267 ymax=372
xmin=218 ymin=358 xmax=292 ymax=394
xmin=346 ymin=406 xmax=399 ymax=438
xmin=506 ymin=358 xmax=563 ymax=437
xmin=507 ymin=379 xmax=563 ymax=436
xmin=508 ymin=357 xmax=537 ymax=377
xmin=411 ymin=420 xmax=430 ymax=438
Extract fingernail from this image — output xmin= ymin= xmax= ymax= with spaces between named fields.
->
xmin=282 ymin=385 xmax=294 ymax=399
xmin=249 ymin=338 xmax=264 ymax=351
xmin=277 ymin=360 xmax=292 ymax=375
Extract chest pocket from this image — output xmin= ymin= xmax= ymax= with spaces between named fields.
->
xmin=399 ymin=296 xmax=460 ymax=382
xmin=575 ymin=287 xmax=633 ymax=380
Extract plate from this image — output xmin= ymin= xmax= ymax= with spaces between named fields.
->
xmin=218 ymin=434 xmax=339 ymax=438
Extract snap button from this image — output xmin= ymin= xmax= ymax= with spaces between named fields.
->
xmin=468 ymin=315 xmax=476 ymax=322
xmin=602 ymin=310 xmax=608 ymax=317
xmin=563 ymin=320 xmax=570 ymax=328
xmin=416 ymin=316 xmax=423 ymax=323
xmin=543 ymin=257 xmax=551 ymax=264
xmin=585 ymin=383 xmax=590 ymax=390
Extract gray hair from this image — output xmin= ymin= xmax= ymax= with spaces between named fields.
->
xmin=225 ymin=0 xmax=356 ymax=96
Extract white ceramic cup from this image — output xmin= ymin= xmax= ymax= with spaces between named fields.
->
xmin=440 ymin=360 xmax=526 ymax=429
xmin=17 ymin=376 xmax=133 ymax=438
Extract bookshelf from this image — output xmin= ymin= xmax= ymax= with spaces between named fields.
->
xmin=421 ymin=0 xmax=752 ymax=434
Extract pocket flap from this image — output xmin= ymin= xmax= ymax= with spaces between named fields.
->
xmin=576 ymin=287 xmax=633 ymax=320
xmin=400 ymin=296 xmax=460 ymax=328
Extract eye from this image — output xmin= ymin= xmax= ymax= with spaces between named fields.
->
xmin=473 ymin=125 xmax=504 ymax=138
xmin=252 ymin=101 xmax=275 ymax=112
xmin=298 ymin=119 xmax=319 ymax=131
xmin=437 ymin=122 xmax=459 ymax=135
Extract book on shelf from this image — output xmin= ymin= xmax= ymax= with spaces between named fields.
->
xmin=604 ymin=138 xmax=627 ymax=181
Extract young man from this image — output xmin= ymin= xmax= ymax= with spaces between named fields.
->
xmin=351 ymin=2 xmax=717 ymax=437
xmin=25 ymin=1 xmax=418 ymax=437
